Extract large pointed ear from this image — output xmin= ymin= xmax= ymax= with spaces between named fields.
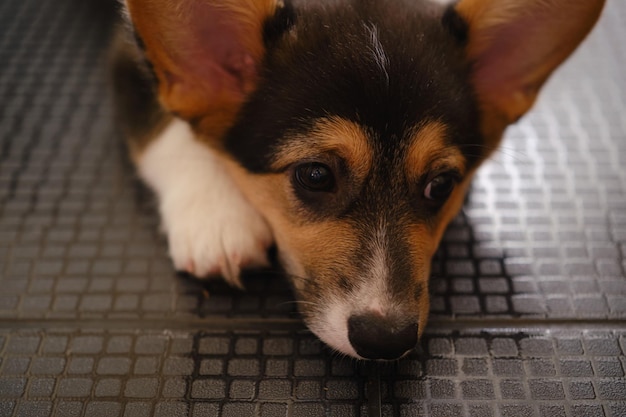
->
xmin=125 ymin=0 xmax=280 ymax=138
xmin=455 ymin=0 xmax=605 ymax=140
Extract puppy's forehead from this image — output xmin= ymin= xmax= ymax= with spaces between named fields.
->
xmin=225 ymin=0 xmax=482 ymax=172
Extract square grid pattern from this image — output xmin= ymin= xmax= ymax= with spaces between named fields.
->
xmin=0 ymin=0 xmax=624 ymax=416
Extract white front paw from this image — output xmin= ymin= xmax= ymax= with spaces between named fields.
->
xmin=138 ymin=118 xmax=273 ymax=287
xmin=162 ymin=191 xmax=273 ymax=287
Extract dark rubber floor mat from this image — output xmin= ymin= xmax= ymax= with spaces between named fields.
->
xmin=0 ymin=0 xmax=624 ymax=416
xmin=1 ymin=328 xmax=625 ymax=416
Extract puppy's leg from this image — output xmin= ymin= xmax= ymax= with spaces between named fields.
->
xmin=137 ymin=117 xmax=273 ymax=287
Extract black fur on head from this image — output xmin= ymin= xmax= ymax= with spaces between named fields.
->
xmin=264 ymin=1 xmax=297 ymax=45
xmin=225 ymin=0 xmax=482 ymax=173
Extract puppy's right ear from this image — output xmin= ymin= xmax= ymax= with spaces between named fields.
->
xmin=125 ymin=0 xmax=280 ymax=138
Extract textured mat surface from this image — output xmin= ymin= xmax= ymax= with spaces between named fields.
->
xmin=0 ymin=0 xmax=625 ymax=416
xmin=1 ymin=328 xmax=624 ymax=417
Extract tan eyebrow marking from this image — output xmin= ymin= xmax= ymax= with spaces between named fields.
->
xmin=405 ymin=121 xmax=466 ymax=179
xmin=272 ymin=117 xmax=373 ymax=180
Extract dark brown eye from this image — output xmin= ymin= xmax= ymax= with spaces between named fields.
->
xmin=294 ymin=163 xmax=335 ymax=192
xmin=424 ymin=174 xmax=456 ymax=202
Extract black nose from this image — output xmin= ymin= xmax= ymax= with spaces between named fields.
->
xmin=347 ymin=314 xmax=418 ymax=360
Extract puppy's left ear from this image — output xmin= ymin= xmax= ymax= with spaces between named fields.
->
xmin=455 ymin=0 xmax=605 ymax=140
xmin=125 ymin=0 xmax=281 ymax=138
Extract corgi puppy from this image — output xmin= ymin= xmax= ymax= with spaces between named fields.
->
xmin=112 ymin=0 xmax=604 ymax=360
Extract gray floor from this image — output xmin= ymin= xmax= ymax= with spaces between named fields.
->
xmin=0 ymin=0 xmax=624 ymax=416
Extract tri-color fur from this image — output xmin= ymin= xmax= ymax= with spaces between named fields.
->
xmin=112 ymin=0 xmax=604 ymax=359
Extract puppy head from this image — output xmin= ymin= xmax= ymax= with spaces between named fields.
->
xmin=126 ymin=0 xmax=604 ymax=359
xmin=226 ymin=116 xmax=474 ymax=359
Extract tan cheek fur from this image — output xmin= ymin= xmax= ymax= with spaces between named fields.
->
xmin=404 ymin=124 xmax=476 ymax=332
xmin=223 ymin=161 xmax=361 ymax=291
xmin=433 ymin=173 xmax=475 ymax=244
xmin=275 ymin=219 xmax=360 ymax=290
xmin=402 ymin=174 xmax=475 ymax=335
xmin=406 ymin=223 xmax=435 ymax=335
xmin=404 ymin=119 xmax=471 ymax=257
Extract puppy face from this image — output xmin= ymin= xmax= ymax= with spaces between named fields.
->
xmin=226 ymin=119 xmax=476 ymax=358
xmin=222 ymin=5 xmax=485 ymax=357
xmin=124 ymin=0 xmax=605 ymax=359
